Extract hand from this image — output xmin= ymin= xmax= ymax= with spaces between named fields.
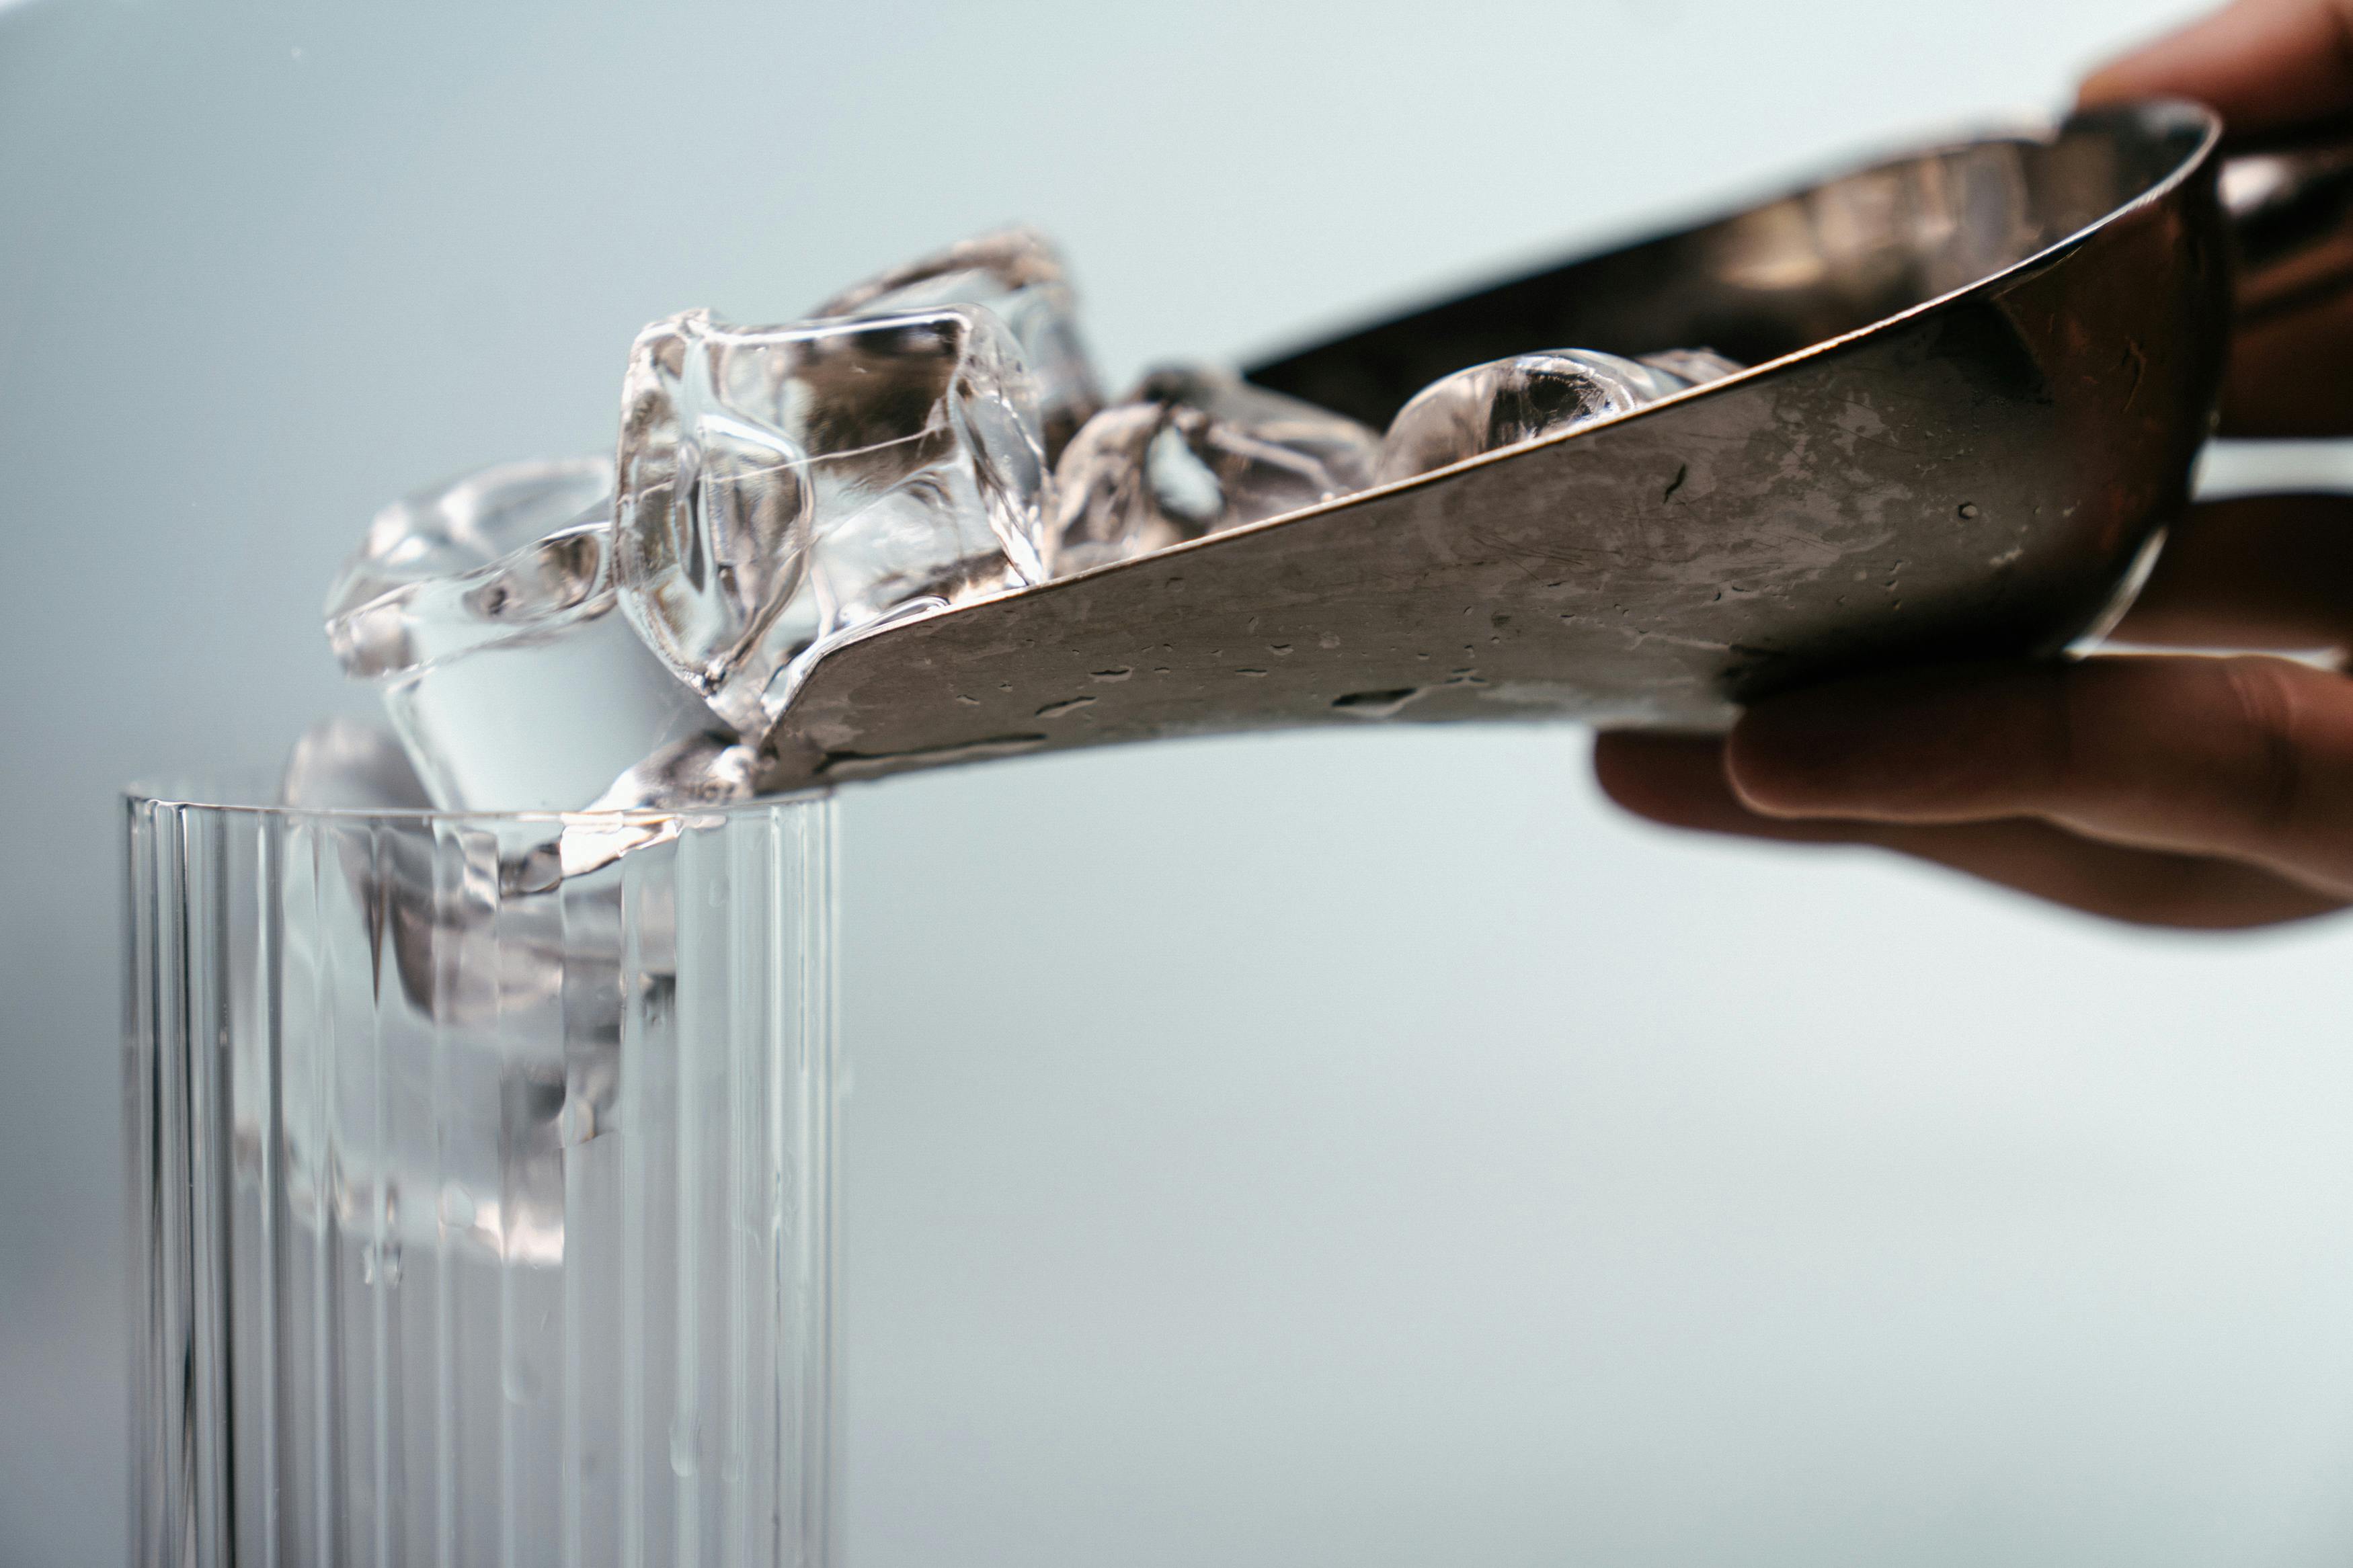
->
xmin=1595 ymin=1 xmax=2353 ymax=930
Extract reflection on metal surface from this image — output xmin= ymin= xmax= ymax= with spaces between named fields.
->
xmin=747 ymin=101 xmax=2353 ymax=790
xmin=2219 ymin=117 xmax=2353 ymax=322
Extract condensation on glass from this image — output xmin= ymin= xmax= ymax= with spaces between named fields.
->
xmin=125 ymin=787 xmax=840 ymax=1568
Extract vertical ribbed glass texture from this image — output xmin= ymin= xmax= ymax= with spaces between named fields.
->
xmin=126 ymin=789 xmax=840 ymax=1568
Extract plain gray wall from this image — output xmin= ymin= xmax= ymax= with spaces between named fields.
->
xmin=11 ymin=0 xmax=2353 ymax=1563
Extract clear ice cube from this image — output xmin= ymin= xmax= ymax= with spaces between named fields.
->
xmin=583 ymin=729 xmax=763 ymax=812
xmin=268 ymin=809 xmax=582 ymax=1258
xmin=272 ymin=735 xmax=561 ymax=1030
xmin=325 ymin=458 xmax=720 ymax=812
xmin=613 ymin=306 xmax=1051 ymax=738
xmin=811 ymin=226 xmax=1103 ymax=460
xmin=1047 ymin=365 xmax=1379 ymax=575
xmin=1374 ymin=348 xmax=1742 ymax=484
xmin=279 ymin=718 xmax=433 ymax=811
xmin=1632 ymin=348 xmax=1743 ymax=387
xmin=553 ymin=731 xmax=770 ymax=882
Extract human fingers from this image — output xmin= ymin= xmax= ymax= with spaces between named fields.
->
xmin=2220 ymin=292 xmax=2353 ymax=435
xmin=1595 ymin=731 xmax=1878 ymax=843
xmin=1594 ymin=730 xmax=2346 ymax=927
xmin=1722 ymin=655 xmax=2353 ymax=898
xmin=2079 ymin=0 xmax=2353 ymax=134
xmin=2111 ymin=493 xmax=2353 ymax=652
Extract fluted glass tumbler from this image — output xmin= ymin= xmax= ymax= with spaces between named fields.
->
xmin=125 ymin=786 xmax=840 ymax=1568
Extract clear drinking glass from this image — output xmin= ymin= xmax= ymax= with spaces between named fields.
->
xmin=124 ymin=783 xmax=840 ymax=1568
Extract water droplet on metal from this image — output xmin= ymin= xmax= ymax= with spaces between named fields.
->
xmin=1332 ymin=688 xmax=1423 ymax=718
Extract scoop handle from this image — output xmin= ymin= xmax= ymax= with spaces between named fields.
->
xmin=2221 ymin=118 xmax=2353 ymax=321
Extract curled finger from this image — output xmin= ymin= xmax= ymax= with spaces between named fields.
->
xmin=1595 ymin=729 xmax=2346 ymax=927
xmin=1724 ymin=656 xmax=2353 ymax=897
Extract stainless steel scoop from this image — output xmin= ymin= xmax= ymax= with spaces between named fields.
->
xmin=754 ymin=99 xmax=2353 ymax=790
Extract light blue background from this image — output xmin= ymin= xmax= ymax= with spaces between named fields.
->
xmin=10 ymin=1 xmax=2353 ymax=1563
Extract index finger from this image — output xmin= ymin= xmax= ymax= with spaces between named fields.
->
xmin=2110 ymin=493 xmax=2353 ymax=653
xmin=1723 ymin=656 xmax=2353 ymax=899
xmin=2079 ymin=0 xmax=2353 ymax=134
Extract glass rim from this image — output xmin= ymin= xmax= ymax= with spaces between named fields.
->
xmin=124 ymin=772 xmax=833 ymax=824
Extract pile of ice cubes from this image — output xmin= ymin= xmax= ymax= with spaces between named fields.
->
xmin=321 ymin=228 xmax=1743 ymax=815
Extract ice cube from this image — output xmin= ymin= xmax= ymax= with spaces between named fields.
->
xmin=1047 ymin=365 xmax=1379 ymax=575
xmin=325 ymin=458 xmax=719 ymax=812
xmin=811 ymin=226 xmax=1103 ymax=460
xmin=278 ymin=718 xmax=433 ymax=811
xmin=584 ymin=729 xmax=764 ymax=812
xmin=613 ymin=306 xmax=1050 ymax=737
xmin=553 ymin=731 xmax=770 ymax=882
xmin=267 ymin=792 xmax=606 ymax=1267
xmin=1374 ymin=348 xmax=1741 ymax=484
xmin=1632 ymin=348 xmax=1743 ymax=387
xmin=272 ymin=729 xmax=565 ymax=1029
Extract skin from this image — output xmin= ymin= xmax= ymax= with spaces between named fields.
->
xmin=1593 ymin=0 xmax=2353 ymax=930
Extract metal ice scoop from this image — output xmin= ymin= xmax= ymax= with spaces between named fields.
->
xmin=755 ymin=100 xmax=2353 ymax=790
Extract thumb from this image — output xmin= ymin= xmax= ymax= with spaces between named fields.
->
xmin=2079 ymin=0 xmax=2353 ymax=133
